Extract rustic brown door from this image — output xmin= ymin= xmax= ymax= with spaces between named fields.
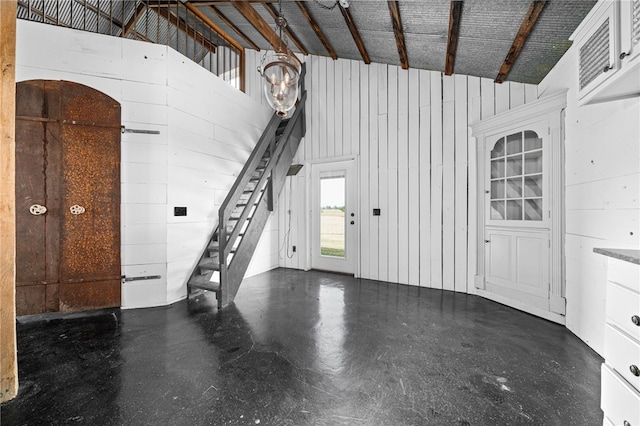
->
xmin=15 ymin=80 xmax=121 ymax=315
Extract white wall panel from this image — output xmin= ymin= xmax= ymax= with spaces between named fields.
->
xmin=250 ymin=47 xmax=540 ymax=293
xmin=539 ymin=40 xmax=640 ymax=355
xmin=18 ymin=21 xmax=276 ymax=309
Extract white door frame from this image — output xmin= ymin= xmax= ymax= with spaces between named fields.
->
xmin=470 ymin=91 xmax=567 ymax=324
xmin=306 ymin=156 xmax=359 ymax=275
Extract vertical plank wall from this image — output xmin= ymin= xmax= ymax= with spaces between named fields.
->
xmin=247 ymin=51 xmax=539 ymax=292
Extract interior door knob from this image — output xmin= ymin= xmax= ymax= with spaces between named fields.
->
xmin=29 ymin=204 xmax=47 ymax=215
xmin=70 ymin=205 xmax=86 ymax=215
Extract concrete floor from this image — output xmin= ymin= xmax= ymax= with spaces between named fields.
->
xmin=2 ymin=268 xmax=603 ymax=425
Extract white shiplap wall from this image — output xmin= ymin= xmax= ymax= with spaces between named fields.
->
xmin=246 ymin=51 xmax=538 ymax=291
xmin=16 ymin=21 xmax=276 ymax=309
xmin=538 ymin=46 xmax=640 ymax=355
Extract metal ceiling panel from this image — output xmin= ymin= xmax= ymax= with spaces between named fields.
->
xmin=348 ymin=1 xmax=393 ymax=33
xmin=508 ymin=0 xmax=597 ymax=83
xmin=453 ymin=38 xmax=512 ymax=80
xmin=404 ymin=32 xmax=447 ymax=71
xmin=399 ymin=0 xmax=450 ymax=35
xmin=277 ymin=2 xmax=331 ymax=55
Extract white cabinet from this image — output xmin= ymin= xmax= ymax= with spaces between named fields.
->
xmin=596 ymin=250 xmax=640 ymax=426
xmin=572 ymin=0 xmax=640 ymax=104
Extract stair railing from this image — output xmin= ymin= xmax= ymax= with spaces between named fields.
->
xmin=217 ymin=63 xmax=307 ymax=302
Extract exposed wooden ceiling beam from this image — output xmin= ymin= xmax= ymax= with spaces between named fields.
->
xmin=387 ymin=1 xmax=408 ymax=69
xmin=445 ymin=1 xmax=463 ymax=76
xmin=339 ymin=4 xmax=370 ymax=64
xmin=231 ymin=1 xmax=300 ymax=63
xmin=184 ymin=2 xmax=244 ymax=53
xmin=123 ymin=2 xmax=147 ymax=38
xmin=295 ymin=1 xmax=337 ymax=60
xmin=183 ymin=1 xmax=246 ymax=92
xmin=208 ymin=4 xmax=261 ymax=51
xmin=263 ymin=3 xmax=308 ymax=56
xmin=495 ymin=0 xmax=547 ymax=83
xmin=155 ymin=4 xmax=218 ymax=52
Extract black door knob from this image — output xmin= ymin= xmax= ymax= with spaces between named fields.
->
xmin=350 ymin=221 xmax=355 ymax=225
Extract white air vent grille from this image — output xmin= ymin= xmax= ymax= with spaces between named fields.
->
xmin=633 ymin=0 xmax=640 ymax=47
xmin=579 ymin=18 xmax=610 ymax=90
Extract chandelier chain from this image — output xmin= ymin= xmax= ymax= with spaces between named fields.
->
xmin=312 ymin=0 xmax=340 ymax=11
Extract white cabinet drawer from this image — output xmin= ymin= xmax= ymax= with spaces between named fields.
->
xmin=602 ymin=364 xmax=640 ymax=426
xmin=609 ymin=258 xmax=640 ymax=292
xmin=607 ymin=282 xmax=640 ymax=341
xmin=605 ymin=324 xmax=640 ymax=391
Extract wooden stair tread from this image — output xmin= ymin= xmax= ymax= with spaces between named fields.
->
xmin=188 ymin=276 xmax=221 ymax=292
xmin=199 ymin=257 xmax=220 ymax=271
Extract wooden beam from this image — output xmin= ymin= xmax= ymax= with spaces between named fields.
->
xmin=495 ymin=0 xmax=547 ymax=83
xmin=339 ymin=5 xmax=370 ymax=64
xmin=295 ymin=1 xmax=337 ymax=60
xmin=263 ymin=3 xmax=308 ymax=56
xmin=0 ymin=0 xmax=18 ymax=404
xmin=445 ymin=1 xmax=463 ymax=76
xmin=231 ymin=1 xmax=299 ymax=63
xmin=209 ymin=4 xmax=261 ymax=51
xmin=123 ymin=1 xmax=147 ymax=37
xmin=184 ymin=1 xmax=247 ymax=92
xmin=154 ymin=4 xmax=219 ymax=52
xmin=387 ymin=1 xmax=408 ymax=69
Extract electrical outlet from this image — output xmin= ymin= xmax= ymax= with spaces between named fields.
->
xmin=292 ymin=246 xmax=297 ymax=253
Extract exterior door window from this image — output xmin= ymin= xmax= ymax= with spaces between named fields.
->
xmin=490 ymin=130 xmax=543 ymax=221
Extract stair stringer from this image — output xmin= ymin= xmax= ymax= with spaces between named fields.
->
xmin=220 ymin=101 xmax=306 ymax=307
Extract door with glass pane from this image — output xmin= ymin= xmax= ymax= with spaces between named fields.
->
xmin=311 ymin=159 xmax=357 ymax=274
xmin=484 ymin=126 xmax=551 ymax=311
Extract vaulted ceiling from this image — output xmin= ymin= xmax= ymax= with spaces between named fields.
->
xmin=188 ymin=0 xmax=597 ymax=84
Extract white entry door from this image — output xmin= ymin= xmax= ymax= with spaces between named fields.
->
xmin=310 ymin=159 xmax=357 ymax=274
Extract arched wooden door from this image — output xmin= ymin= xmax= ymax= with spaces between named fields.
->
xmin=15 ymin=80 xmax=121 ymax=315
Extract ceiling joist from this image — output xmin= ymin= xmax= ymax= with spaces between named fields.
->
xmin=184 ymin=2 xmax=244 ymax=53
xmin=263 ymin=3 xmax=309 ymax=56
xmin=339 ymin=5 xmax=370 ymax=64
xmin=122 ymin=2 xmax=147 ymax=38
xmin=231 ymin=1 xmax=300 ymax=62
xmin=445 ymin=1 xmax=463 ymax=76
xmin=295 ymin=1 xmax=338 ymax=60
xmin=155 ymin=4 xmax=218 ymax=52
xmin=208 ymin=4 xmax=261 ymax=51
xmin=387 ymin=1 xmax=408 ymax=70
xmin=495 ymin=0 xmax=547 ymax=83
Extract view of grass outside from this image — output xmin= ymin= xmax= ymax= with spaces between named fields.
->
xmin=320 ymin=208 xmax=345 ymax=257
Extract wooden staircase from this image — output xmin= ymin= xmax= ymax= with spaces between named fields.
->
xmin=187 ymin=65 xmax=306 ymax=308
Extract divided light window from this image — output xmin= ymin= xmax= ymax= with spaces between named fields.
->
xmin=490 ymin=131 xmax=543 ymax=221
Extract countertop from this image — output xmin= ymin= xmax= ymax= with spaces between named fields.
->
xmin=593 ymin=248 xmax=640 ymax=265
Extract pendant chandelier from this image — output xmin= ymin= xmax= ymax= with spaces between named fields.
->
xmin=259 ymin=0 xmax=301 ymax=117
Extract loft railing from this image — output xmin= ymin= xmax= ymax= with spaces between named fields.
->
xmin=16 ymin=0 xmax=244 ymax=91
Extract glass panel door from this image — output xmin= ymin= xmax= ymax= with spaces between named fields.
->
xmin=311 ymin=159 xmax=357 ymax=274
xmin=320 ymin=171 xmax=346 ymax=258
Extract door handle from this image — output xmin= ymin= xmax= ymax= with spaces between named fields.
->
xmin=485 ymin=240 xmax=490 ymax=243
xmin=29 ymin=204 xmax=47 ymax=215
xmin=70 ymin=205 xmax=86 ymax=215
xmin=350 ymin=221 xmax=355 ymax=225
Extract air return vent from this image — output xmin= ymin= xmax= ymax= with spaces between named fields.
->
xmin=579 ymin=18 xmax=610 ymax=90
